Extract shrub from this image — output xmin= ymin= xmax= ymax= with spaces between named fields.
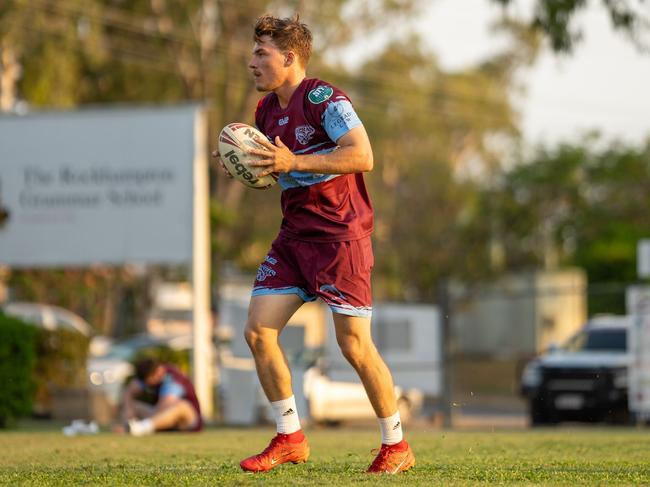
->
xmin=132 ymin=345 xmax=190 ymax=375
xmin=0 ymin=313 xmax=37 ymax=427
xmin=32 ymin=328 xmax=89 ymax=413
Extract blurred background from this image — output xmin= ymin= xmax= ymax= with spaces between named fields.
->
xmin=1 ymin=0 xmax=650 ymax=431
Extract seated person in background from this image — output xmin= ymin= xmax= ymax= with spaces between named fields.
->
xmin=116 ymin=358 xmax=203 ymax=436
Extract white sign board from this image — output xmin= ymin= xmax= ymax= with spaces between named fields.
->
xmin=0 ymin=106 xmax=198 ymax=267
xmin=0 ymin=105 xmax=214 ymax=418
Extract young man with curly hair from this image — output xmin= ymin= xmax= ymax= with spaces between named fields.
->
xmin=215 ymin=14 xmax=415 ymax=474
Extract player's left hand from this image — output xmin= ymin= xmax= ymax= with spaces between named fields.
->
xmin=247 ymin=136 xmax=296 ymax=175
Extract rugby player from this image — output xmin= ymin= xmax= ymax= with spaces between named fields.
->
xmin=213 ymin=14 xmax=414 ymax=474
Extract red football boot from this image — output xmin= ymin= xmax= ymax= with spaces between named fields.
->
xmin=366 ymin=439 xmax=415 ymax=474
xmin=240 ymin=431 xmax=310 ymax=473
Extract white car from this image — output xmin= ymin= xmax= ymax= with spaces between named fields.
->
xmin=2 ymin=301 xmax=111 ymax=358
xmin=304 ymin=365 xmax=423 ymax=425
xmin=3 ymin=301 xmax=92 ymax=336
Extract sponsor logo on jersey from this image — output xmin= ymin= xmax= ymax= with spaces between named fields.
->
xmin=278 ymin=116 xmax=289 ymax=126
xmin=308 ymin=85 xmax=334 ymax=104
xmin=295 ymin=125 xmax=316 ymax=145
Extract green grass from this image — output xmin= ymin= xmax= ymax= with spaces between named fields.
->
xmin=2 ymin=426 xmax=650 ymax=485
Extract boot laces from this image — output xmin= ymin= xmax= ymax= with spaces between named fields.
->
xmin=257 ymin=434 xmax=286 ymax=460
xmin=369 ymin=445 xmax=393 ymax=470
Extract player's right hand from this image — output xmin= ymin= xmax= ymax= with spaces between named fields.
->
xmin=211 ymin=149 xmax=233 ymax=179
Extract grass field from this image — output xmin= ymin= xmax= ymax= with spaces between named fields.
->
xmin=2 ymin=426 xmax=650 ymax=485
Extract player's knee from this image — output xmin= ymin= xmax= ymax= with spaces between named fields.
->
xmin=178 ymin=400 xmax=196 ymax=419
xmin=176 ymin=399 xmax=193 ymax=413
xmin=244 ymin=324 xmax=273 ymax=353
xmin=337 ymin=334 xmax=367 ymax=368
xmin=244 ymin=326 xmax=259 ymax=350
xmin=170 ymin=400 xmax=197 ymax=429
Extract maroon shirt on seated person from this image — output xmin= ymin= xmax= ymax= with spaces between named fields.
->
xmin=138 ymin=364 xmax=203 ymax=432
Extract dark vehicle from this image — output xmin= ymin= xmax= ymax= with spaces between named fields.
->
xmin=520 ymin=316 xmax=630 ymax=425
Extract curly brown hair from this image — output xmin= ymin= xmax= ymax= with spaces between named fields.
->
xmin=254 ymin=14 xmax=312 ymax=67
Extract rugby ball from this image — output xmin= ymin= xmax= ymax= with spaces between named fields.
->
xmin=218 ymin=123 xmax=278 ymax=189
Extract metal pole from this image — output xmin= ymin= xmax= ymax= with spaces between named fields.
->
xmin=438 ymin=280 xmax=452 ymax=428
xmin=192 ymin=108 xmax=213 ymax=419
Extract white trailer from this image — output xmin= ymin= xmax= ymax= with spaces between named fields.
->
xmin=326 ymin=303 xmax=442 ymax=398
xmin=626 ymin=285 xmax=650 ymax=421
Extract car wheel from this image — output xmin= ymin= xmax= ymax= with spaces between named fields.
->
xmin=321 ymin=419 xmax=342 ymax=428
xmin=606 ymin=405 xmax=631 ymax=424
xmin=529 ymin=398 xmax=553 ymax=426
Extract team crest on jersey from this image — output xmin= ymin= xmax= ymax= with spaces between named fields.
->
xmin=308 ymin=85 xmax=334 ymax=104
xmin=295 ymin=125 xmax=316 ymax=145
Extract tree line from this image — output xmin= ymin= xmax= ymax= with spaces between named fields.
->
xmin=1 ymin=0 xmax=648 ymax=333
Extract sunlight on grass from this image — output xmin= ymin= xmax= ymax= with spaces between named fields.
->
xmin=1 ymin=427 xmax=650 ymax=485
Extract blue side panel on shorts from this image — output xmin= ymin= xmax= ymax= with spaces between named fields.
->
xmin=252 ymin=285 xmax=317 ymax=303
xmin=327 ymin=303 xmax=373 ymax=318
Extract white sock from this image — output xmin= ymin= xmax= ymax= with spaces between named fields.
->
xmin=270 ymin=395 xmax=301 ymax=434
xmin=378 ymin=411 xmax=403 ymax=445
xmin=128 ymin=418 xmax=155 ymax=436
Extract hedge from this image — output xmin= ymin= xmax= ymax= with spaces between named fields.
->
xmin=0 ymin=312 xmax=90 ymax=426
xmin=0 ymin=313 xmax=37 ymax=427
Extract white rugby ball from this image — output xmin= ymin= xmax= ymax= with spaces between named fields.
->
xmin=218 ymin=122 xmax=278 ymax=189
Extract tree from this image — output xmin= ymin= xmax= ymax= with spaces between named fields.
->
xmin=0 ymin=0 xmax=426 ymax=330
xmin=327 ymin=24 xmax=538 ymax=301
xmin=482 ymin=136 xmax=650 ymax=313
xmin=492 ymin=0 xmax=650 ymax=53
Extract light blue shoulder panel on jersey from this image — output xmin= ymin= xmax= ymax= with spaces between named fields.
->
xmin=322 ymin=99 xmax=362 ymax=143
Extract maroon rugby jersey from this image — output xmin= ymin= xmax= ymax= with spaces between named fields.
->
xmin=255 ymin=78 xmax=373 ymax=242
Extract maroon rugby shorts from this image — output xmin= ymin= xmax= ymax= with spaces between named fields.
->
xmin=252 ymin=236 xmax=373 ymax=317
